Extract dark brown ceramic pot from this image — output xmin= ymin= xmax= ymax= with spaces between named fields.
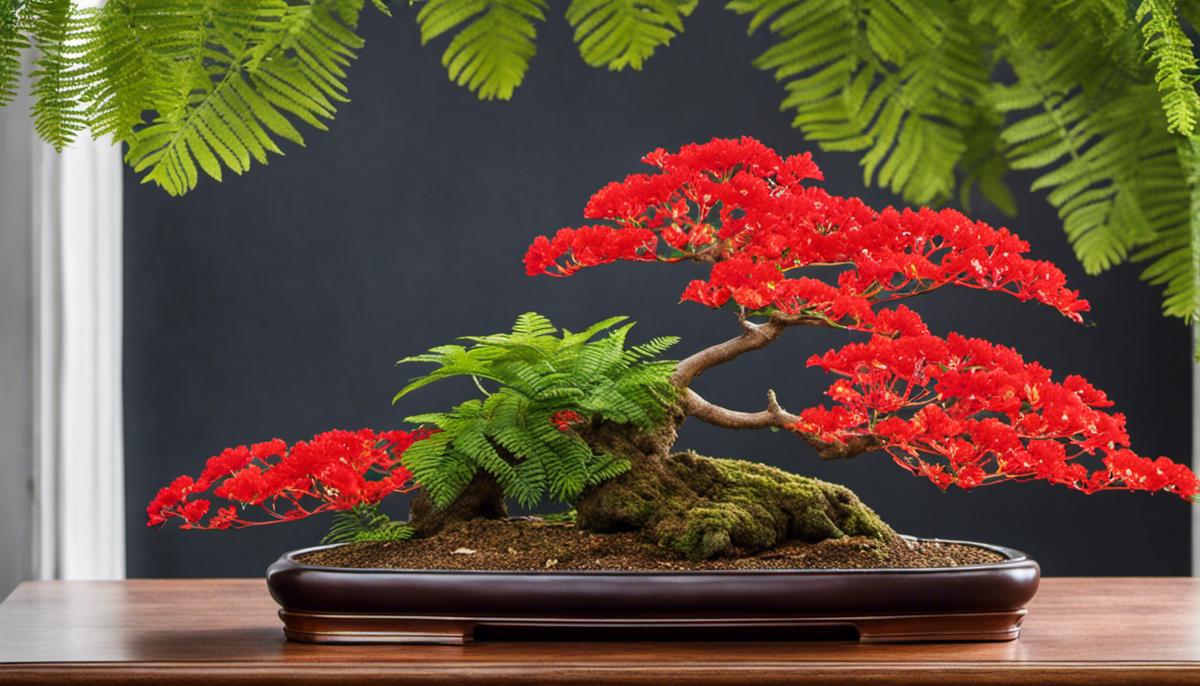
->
xmin=266 ymin=536 xmax=1039 ymax=644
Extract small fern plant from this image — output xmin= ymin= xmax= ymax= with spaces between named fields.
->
xmin=393 ymin=312 xmax=679 ymax=509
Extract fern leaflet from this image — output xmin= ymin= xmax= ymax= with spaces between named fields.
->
xmin=322 ymin=503 xmax=414 ymax=544
xmin=565 ymin=0 xmax=696 ymax=71
xmin=1137 ymin=0 xmax=1200 ymax=135
xmin=415 ymin=0 xmax=546 ymax=101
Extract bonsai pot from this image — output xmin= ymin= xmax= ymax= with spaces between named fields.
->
xmin=266 ymin=536 xmax=1040 ymax=644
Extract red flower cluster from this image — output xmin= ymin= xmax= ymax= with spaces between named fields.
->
xmin=524 ymin=137 xmax=1089 ymax=327
xmin=551 ymin=409 xmax=586 ymax=432
xmin=146 ymin=428 xmax=430 ymax=530
xmin=526 ymin=137 xmax=1196 ymax=501
xmin=799 ymin=327 xmax=1198 ymax=499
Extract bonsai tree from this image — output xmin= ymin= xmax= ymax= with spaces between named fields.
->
xmin=149 ymin=137 xmax=1198 ymax=560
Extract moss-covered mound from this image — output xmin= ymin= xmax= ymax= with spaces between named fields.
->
xmin=576 ymin=451 xmax=895 ymax=560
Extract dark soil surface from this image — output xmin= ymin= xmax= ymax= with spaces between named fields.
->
xmin=297 ymin=518 xmax=1006 ymax=571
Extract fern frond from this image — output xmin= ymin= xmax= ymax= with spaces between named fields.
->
xmin=1137 ymin=0 xmax=1200 ymax=135
xmin=730 ymin=0 xmax=994 ymax=205
xmin=623 ymin=335 xmax=679 ymax=362
xmin=584 ymin=453 xmax=631 ymax=485
xmin=415 ymin=0 xmax=546 ymax=101
xmin=322 ymin=504 xmax=414 ymax=545
xmin=1134 ymin=136 xmax=1200 ymax=320
xmin=122 ymin=0 xmax=370 ymax=196
xmin=565 ymin=0 xmax=695 ymax=71
xmin=512 ymin=310 xmax=557 ymax=336
xmin=27 ymin=0 xmax=86 ymax=150
xmin=536 ymin=422 xmax=592 ymax=501
xmin=400 ymin=432 xmax=478 ymax=507
xmin=0 ymin=0 xmax=25 ymax=107
xmin=559 ymin=315 xmax=627 ymax=345
xmin=72 ymin=0 xmax=176 ymax=141
xmin=1000 ymin=41 xmax=1167 ymax=274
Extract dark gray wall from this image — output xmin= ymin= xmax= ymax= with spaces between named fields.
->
xmin=124 ymin=3 xmax=1193 ymax=577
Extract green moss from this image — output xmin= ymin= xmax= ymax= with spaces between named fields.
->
xmin=576 ymin=451 xmax=895 ymax=560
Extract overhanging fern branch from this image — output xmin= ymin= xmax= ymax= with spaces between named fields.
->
xmin=74 ymin=0 xmax=174 ymax=141
xmin=727 ymin=0 xmax=996 ymax=206
xmin=724 ymin=0 xmax=1200 ymax=327
xmin=1137 ymin=0 xmax=1200 ymax=136
xmin=566 ymin=0 xmax=696 ymax=71
xmin=415 ymin=0 xmax=546 ymax=101
xmin=994 ymin=4 xmax=1196 ymax=322
xmin=117 ymin=0 xmax=378 ymax=196
xmin=0 ymin=0 xmax=25 ymax=107
xmin=4 ymin=0 xmax=1200 ymax=334
xmin=1135 ymin=135 xmax=1200 ymax=322
xmin=27 ymin=0 xmax=85 ymax=150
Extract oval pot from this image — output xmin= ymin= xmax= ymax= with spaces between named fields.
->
xmin=267 ymin=536 xmax=1039 ymax=644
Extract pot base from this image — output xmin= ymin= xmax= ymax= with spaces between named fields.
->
xmin=278 ymin=608 xmax=1028 ymax=644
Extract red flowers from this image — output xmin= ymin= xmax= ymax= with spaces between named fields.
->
xmin=524 ymin=137 xmax=1089 ymax=326
xmin=147 ymin=428 xmax=430 ymax=530
xmin=526 ymin=137 xmax=1197 ymax=502
xmin=799 ymin=328 xmax=1197 ymax=499
xmin=551 ymin=410 xmax=586 ymax=432
xmin=524 ymin=226 xmax=658 ymax=276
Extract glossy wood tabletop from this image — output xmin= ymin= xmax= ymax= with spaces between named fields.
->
xmin=0 ymin=577 xmax=1197 ymax=685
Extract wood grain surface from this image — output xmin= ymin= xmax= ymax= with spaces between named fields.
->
xmin=0 ymin=577 xmax=1197 ymax=685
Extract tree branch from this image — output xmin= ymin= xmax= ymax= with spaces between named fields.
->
xmin=680 ymin=388 xmax=879 ymax=460
xmin=669 ymin=314 xmax=824 ymax=389
xmin=682 ymin=387 xmax=800 ymax=429
xmin=672 ymin=315 xmax=879 ymax=461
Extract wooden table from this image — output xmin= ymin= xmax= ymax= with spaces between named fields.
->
xmin=0 ymin=578 xmax=1197 ymax=685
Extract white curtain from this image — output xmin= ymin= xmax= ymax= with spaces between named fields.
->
xmin=1 ymin=44 xmax=123 ymax=593
xmin=31 ymin=137 xmax=124 ymax=581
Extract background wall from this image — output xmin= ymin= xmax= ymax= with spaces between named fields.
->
xmin=124 ymin=3 xmax=1193 ymax=577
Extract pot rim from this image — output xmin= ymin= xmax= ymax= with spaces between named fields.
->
xmin=274 ymin=535 xmax=1034 ymax=577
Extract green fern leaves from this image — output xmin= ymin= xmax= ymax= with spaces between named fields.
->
xmin=5 ymin=0 xmax=1200 ymax=334
xmin=1133 ymin=0 xmax=1200 ymax=322
xmin=566 ymin=0 xmax=696 ymax=71
xmin=1138 ymin=0 xmax=1200 ymax=136
xmin=322 ymin=504 xmax=415 ymax=545
xmin=2 ymin=0 xmax=380 ymax=195
xmin=1137 ymin=136 xmax=1200 ymax=321
xmin=416 ymin=0 xmax=547 ymax=101
xmin=123 ymin=0 xmax=371 ymax=196
xmin=0 ymin=0 xmax=25 ymax=107
xmin=727 ymin=0 xmax=992 ymax=206
xmin=416 ymin=0 xmax=698 ymax=97
xmin=726 ymin=0 xmax=1200 ymax=326
xmin=27 ymin=0 xmax=85 ymax=150
xmin=394 ymin=313 xmax=679 ymax=509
